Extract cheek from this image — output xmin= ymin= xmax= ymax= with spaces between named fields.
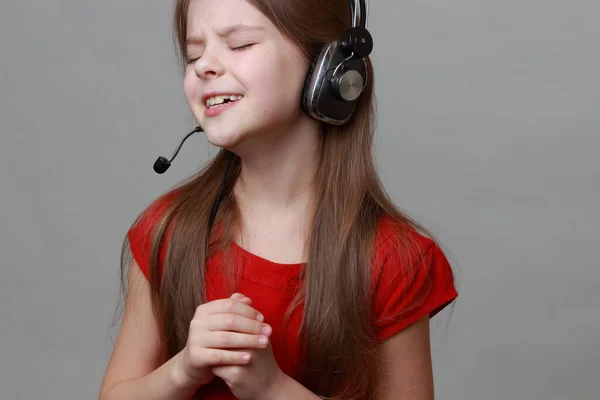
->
xmin=251 ymin=54 xmax=306 ymax=108
xmin=183 ymin=70 xmax=197 ymax=104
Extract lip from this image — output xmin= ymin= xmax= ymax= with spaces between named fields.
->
xmin=204 ymin=100 xmax=240 ymax=117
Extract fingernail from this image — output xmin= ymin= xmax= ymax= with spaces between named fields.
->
xmin=262 ymin=324 xmax=272 ymax=335
xmin=242 ymin=353 xmax=251 ymax=361
xmin=256 ymin=313 xmax=264 ymax=322
xmin=258 ymin=336 xmax=268 ymax=345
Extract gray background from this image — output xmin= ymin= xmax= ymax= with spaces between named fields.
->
xmin=1 ymin=0 xmax=598 ymax=398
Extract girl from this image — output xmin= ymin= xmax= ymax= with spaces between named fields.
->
xmin=100 ymin=0 xmax=458 ymax=399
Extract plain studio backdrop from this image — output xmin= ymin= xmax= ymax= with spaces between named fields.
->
xmin=1 ymin=0 xmax=598 ymax=399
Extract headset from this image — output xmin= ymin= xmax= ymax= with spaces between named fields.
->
xmin=302 ymin=0 xmax=373 ymax=125
xmin=154 ymin=0 xmax=372 ymax=228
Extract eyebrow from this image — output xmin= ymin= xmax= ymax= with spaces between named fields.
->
xmin=186 ymin=24 xmax=265 ymax=44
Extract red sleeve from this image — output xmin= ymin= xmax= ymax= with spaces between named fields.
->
xmin=372 ymin=225 xmax=458 ymax=342
xmin=127 ymin=194 xmax=174 ymax=282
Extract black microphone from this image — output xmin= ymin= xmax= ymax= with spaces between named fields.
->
xmin=153 ymin=126 xmax=203 ymax=174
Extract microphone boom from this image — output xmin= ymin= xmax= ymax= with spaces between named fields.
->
xmin=153 ymin=126 xmax=203 ymax=174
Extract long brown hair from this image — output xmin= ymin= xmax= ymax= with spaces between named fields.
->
xmin=119 ymin=0 xmax=433 ymax=398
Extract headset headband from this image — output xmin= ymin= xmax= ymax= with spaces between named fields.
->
xmin=350 ymin=0 xmax=367 ymax=29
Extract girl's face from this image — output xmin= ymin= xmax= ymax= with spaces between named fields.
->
xmin=183 ymin=0 xmax=311 ymax=150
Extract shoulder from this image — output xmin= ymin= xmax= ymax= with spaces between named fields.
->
xmin=370 ymin=214 xmax=458 ymax=341
xmin=127 ymin=190 xmax=181 ymax=281
xmin=371 ymin=214 xmax=442 ymax=275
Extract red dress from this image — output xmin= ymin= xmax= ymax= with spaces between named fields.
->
xmin=127 ymin=196 xmax=458 ymax=398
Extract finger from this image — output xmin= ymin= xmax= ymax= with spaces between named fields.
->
xmin=239 ymin=297 xmax=253 ymax=305
xmin=211 ymin=365 xmax=244 ymax=381
xmin=197 ymin=348 xmax=252 ymax=366
xmin=204 ymin=298 xmax=264 ymax=322
xmin=204 ymin=314 xmax=271 ymax=336
xmin=201 ymin=330 xmax=269 ymax=349
xmin=230 ymin=293 xmax=253 ymax=306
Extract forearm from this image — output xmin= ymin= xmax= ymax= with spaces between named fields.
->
xmin=264 ymin=374 xmax=322 ymax=400
xmin=101 ymin=351 xmax=200 ymax=400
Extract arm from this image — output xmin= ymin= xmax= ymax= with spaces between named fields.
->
xmin=379 ymin=315 xmax=435 ymax=400
xmin=99 ymin=260 xmax=200 ymax=400
xmin=263 ymin=374 xmax=322 ymax=400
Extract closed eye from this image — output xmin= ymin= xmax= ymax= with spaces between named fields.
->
xmin=231 ymin=44 xmax=254 ymax=51
xmin=186 ymin=53 xmax=203 ymax=64
xmin=186 ymin=43 xmax=254 ymax=63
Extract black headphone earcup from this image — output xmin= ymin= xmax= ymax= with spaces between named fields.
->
xmin=301 ymin=42 xmax=338 ymax=119
xmin=301 ymin=41 xmax=367 ymax=124
xmin=301 ymin=56 xmax=319 ymax=114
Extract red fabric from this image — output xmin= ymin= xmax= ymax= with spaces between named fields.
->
xmin=127 ymin=196 xmax=458 ymax=398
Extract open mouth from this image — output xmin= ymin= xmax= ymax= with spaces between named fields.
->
xmin=205 ymin=94 xmax=244 ymax=109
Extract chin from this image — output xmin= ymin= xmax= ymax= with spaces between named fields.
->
xmin=202 ymin=117 xmax=267 ymax=150
xmin=204 ymin=129 xmax=245 ymax=149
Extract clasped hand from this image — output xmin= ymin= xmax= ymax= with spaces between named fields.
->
xmin=178 ymin=292 xmax=286 ymax=400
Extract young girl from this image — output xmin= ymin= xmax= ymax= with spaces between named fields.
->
xmin=100 ymin=0 xmax=458 ymax=399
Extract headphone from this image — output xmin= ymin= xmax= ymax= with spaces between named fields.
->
xmin=302 ymin=0 xmax=373 ymax=125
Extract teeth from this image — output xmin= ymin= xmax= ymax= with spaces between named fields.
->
xmin=206 ymin=94 xmax=243 ymax=107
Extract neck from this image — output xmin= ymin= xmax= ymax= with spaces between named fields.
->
xmin=233 ymin=118 xmax=322 ymax=213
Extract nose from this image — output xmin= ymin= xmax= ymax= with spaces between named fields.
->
xmin=194 ymin=53 xmax=225 ymax=79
